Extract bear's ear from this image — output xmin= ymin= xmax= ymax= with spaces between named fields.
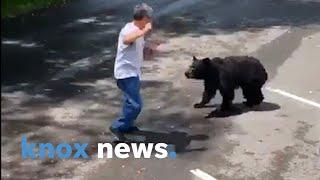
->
xmin=203 ymin=58 xmax=210 ymax=64
xmin=193 ymin=56 xmax=197 ymax=61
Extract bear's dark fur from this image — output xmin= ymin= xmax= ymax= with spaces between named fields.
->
xmin=185 ymin=56 xmax=268 ymax=111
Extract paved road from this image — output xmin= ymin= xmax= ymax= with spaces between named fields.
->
xmin=1 ymin=0 xmax=320 ymax=179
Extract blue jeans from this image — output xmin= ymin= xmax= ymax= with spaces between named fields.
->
xmin=111 ymin=76 xmax=142 ymax=131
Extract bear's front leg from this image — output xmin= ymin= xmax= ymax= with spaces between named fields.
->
xmin=220 ymin=90 xmax=235 ymax=111
xmin=194 ymin=90 xmax=216 ymax=108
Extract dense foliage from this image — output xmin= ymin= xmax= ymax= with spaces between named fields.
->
xmin=2 ymin=0 xmax=68 ymax=18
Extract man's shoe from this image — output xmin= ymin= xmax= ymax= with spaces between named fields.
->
xmin=109 ymin=126 xmax=126 ymax=141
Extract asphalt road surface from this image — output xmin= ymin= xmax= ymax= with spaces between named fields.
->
xmin=2 ymin=0 xmax=320 ymax=179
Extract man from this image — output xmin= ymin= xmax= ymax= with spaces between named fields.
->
xmin=110 ymin=3 xmax=153 ymax=137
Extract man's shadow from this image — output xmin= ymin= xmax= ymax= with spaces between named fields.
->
xmin=115 ymin=130 xmax=209 ymax=153
xmin=203 ymin=102 xmax=280 ymax=118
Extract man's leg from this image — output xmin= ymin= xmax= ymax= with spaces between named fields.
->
xmin=111 ymin=77 xmax=142 ymax=132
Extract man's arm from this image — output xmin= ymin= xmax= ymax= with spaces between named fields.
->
xmin=123 ymin=23 xmax=152 ymax=45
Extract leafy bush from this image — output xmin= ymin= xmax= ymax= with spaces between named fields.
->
xmin=2 ymin=0 xmax=68 ymax=18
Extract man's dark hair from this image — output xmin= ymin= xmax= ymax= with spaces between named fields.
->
xmin=133 ymin=3 xmax=153 ymax=20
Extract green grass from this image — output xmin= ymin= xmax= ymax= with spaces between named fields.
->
xmin=2 ymin=0 xmax=68 ymax=18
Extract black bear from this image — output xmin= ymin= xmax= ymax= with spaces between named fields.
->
xmin=185 ymin=56 xmax=268 ymax=111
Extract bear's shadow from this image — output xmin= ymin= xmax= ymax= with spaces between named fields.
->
xmin=114 ymin=130 xmax=209 ymax=153
xmin=202 ymin=102 xmax=280 ymax=118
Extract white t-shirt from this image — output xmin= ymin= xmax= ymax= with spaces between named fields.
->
xmin=114 ymin=22 xmax=145 ymax=79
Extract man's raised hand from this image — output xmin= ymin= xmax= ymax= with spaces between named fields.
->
xmin=143 ymin=23 xmax=152 ymax=33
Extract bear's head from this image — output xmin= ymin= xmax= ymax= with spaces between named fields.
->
xmin=185 ymin=56 xmax=211 ymax=79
